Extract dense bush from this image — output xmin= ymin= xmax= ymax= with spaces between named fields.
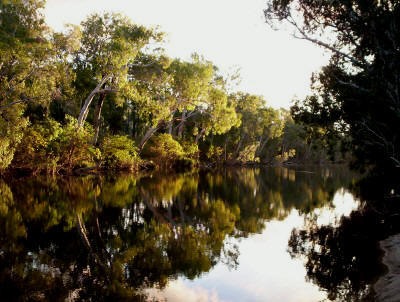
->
xmin=11 ymin=119 xmax=61 ymax=174
xmin=206 ymin=145 xmax=224 ymax=163
xmin=100 ymin=135 xmax=139 ymax=170
xmin=142 ymin=134 xmax=185 ymax=168
xmin=0 ymin=106 xmax=28 ymax=171
xmin=181 ymin=141 xmax=199 ymax=160
xmin=55 ymin=116 xmax=100 ymax=172
xmin=237 ymin=143 xmax=259 ymax=163
xmin=11 ymin=116 xmax=99 ymax=174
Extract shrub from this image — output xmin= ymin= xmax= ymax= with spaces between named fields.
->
xmin=51 ymin=115 xmax=99 ymax=172
xmin=206 ymin=145 xmax=224 ymax=162
xmin=237 ymin=143 xmax=259 ymax=163
xmin=12 ymin=116 xmax=98 ymax=174
xmin=181 ymin=141 xmax=199 ymax=160
xmin=143 ymin=134 xmax=184 ymax=168
xmin=0 ymin=106 xmax=28 ymax=171
xmin=12 ymin=118 xmax=62 ymax=174
xmin=101 ymin=135 xmax=139 ymax=170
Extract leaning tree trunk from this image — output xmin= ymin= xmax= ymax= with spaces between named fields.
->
xmin=255 ymin=137 xmax=269 ymax=158
xmin=234 ymin=135 xmax=245 ymax=159
xmin=167 ymin=109 xmax=177 ymax=135
xmin=177 ymin=110 xmax=186 ymax=138
xmin=195 ymin=128 xmax=206 ymax=144
xmin=139 ymin=126 xmax=159 ymax=152
xmin=77 ymin=75 xmax=111 ymax=128
xmin=92 ymin=94 xmax=105 ymax=145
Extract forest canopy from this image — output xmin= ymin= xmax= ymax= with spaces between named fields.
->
xmin=0 ymin=0 xmax=348 ymax=175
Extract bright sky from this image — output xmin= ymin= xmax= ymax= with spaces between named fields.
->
xmin=44 ymin=0 xmax=329 ymax=109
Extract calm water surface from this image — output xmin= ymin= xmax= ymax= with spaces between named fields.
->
xmin=0 ymin=167 xmax=385 ymax=301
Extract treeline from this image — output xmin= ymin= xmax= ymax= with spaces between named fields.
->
xmin=0 ymin=1 xmax=345 ymax=175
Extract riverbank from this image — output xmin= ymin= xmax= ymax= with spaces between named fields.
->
xmin=374 ymin=233 xmax=400 ymax=301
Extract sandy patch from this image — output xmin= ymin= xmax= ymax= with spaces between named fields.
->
xmin=374 ymin=233 xmax=400 ymax=301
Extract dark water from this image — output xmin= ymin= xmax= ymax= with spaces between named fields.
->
xmin=0 ymin=167 xmax=393 ymax=301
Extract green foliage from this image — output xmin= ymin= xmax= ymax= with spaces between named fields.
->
xmin=206 ymin=145 xmax=225 ymax=162
xmin=167 ymin=54 xmax=214 ymax=112
xmin=11 ymin=116 xmax=98 ymax=173
xmin=0 ymin=106 xmax=28 ymax=171
xmin=193 ymin=87 xmax=240 ymax=142
xmin=0 ymin=0 xmax=342 ymax=174
xmin=101 ymin=135 xmax=139 ymax=170
xmin=74 ymin=13 xmax=162 ymax=127
xmin=78 ymin=13 xmax=160 ymax=77
xmin=54 ymin=116 xmax=99 ymax=171
xmin=12 ymin=118 xmax=62 ymax=173
xmin=205 ymin=92 xmax=293 ymax=164
xmin=237 ymin=143 xmax=259 ymax=163
xmin=143 ymin=134 xmax=184 ymax=167
xmin=0 ymin=0 xmax=56 ymax=171
xmin=181 ymin=141 xmax=199 ymax=160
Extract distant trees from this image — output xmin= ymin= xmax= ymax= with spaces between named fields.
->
xmin=265 ymin=0 xmax=400 ymax=170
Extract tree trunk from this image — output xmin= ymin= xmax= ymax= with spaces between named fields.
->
xmin=195 ymin=128 xmax=206 ymax=144
xmin=168 ymin=121 xmax=173 ymax=134
xmin=224 ymin=140 xmax=227 ymax=161
xmin=256 ymin=137 xmax=269 ymax=158
xmin=167 ymin=110 xmax=177 ymax=135
xmin=92 ymin=94 xmax=105 ymax=145
xmin=234 ymin=136 xmax=244 ymax=159
xmin=177 ymin=110 xmax=186 ymax=138
xmin=139 ymin=126 xmax=159 ymax=152
xmin=77 ymin=75 xmax=110 ymax=128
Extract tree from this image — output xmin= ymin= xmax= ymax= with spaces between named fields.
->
xmin=254 ymin=107 xmax=284 ymax=161
xmin=128 ymin=53 xmax=240 ymax=152
xmin=0 ymin=0 xmax=55 ymax=170
xmin=229 ymin=93 xmax=266 ymax=161
xmin=189 ymin=85 xmax=240 ymax=144
xmin=213 ymin=92 xmax=282 ymax=163
xmin=74 ymin=13 xmax=162 ymax=144
xmin=127 ymin=52 xmax=176 ymax=150
xmin=166 ymin=54 xmax=215 ymax=138
xmin=265 ymin=0 xmax=400 ymax=170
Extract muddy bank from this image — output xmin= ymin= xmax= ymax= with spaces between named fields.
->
xmin=374 ymin=233 xmax=400 ymax=301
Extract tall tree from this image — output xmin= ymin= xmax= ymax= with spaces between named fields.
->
xmin=0 ymin=0 xmax=55 ymax=170
xmin=265 ymin=0 xmax=400 ymax=170
xmin=191 ymin=86 xmax=240 ymax=144
xmin=74 ymin=13 xmax=162 ymax=144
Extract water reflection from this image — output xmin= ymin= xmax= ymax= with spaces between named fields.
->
xmin=288 ymin=172 xmax=400 ymax=301
xmin=0 ymin=167 xmax=357 ymax=301
xmin=147 ymin=190 xmax=360 ymax=302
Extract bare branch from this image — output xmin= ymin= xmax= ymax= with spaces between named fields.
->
xmin=0 ymin=99 xmax=30 ymax=110
xmin=97 ymin=88 xmax=118 ymax=94
xmin=128 ymin=62 xmax=156 ymax=68
xmin=335 ymin=78 xmax=370 ymax=94
xmin=287 ymin=15 xmax=366 ymax=68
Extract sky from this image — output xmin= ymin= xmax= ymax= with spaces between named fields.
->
xmin=44 ymin=0 xmax=330 ymax=109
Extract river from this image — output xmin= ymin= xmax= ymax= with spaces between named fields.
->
xmin=0 ymin=167 xmax=395 ymax=301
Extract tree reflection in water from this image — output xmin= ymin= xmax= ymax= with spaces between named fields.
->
xmin=288 ymin=172 xmax=400 ymax=301
xmin=0 ymin=167 xmax=354 ymax=301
